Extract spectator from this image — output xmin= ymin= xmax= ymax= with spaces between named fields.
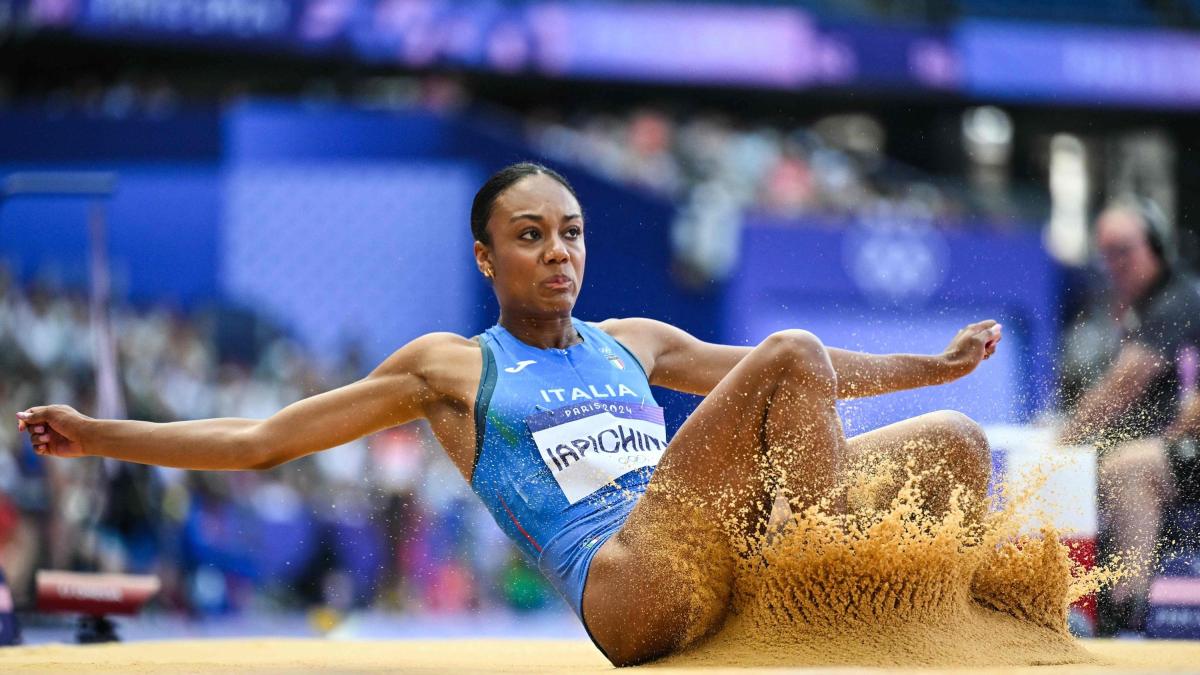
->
xmin=1058 ymin=199 xmax=1200 ymax=635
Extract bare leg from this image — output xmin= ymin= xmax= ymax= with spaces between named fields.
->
xmin=584 ymin=330 xmax=844 ymax=665
xmin=1098 ymin=438 xmax=1173 ymax=608
xmin=764 ymin=410 xmax=991 ymax=549
xmin=843 ymin=410 xmax=992 ymax=519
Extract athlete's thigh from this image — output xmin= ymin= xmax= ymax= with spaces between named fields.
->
xmin=629 ymin=330 xmax=841 ymax=522
xmin=581 ymin=339 xmax=823 ymax=664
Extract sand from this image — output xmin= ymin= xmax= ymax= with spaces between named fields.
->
xmin=6 ymin=440 xmax=1193 ymax=672
xmin=620 ymin=450 xmax=1119 ymax=670
xmin=1 ymin=637 xmax=1199 ymax=673
xmin=2 ymin=475 xmax=1196 ymax=674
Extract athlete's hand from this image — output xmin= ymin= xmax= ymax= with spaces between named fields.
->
xmin=940 ymin=320 xmax=1002 ymax=378
xmin=15 ymin=405 xmax=92 ymax=458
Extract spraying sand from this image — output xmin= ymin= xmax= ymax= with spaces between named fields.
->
xmin=655 ymin=455 xmax=1118 ymax=669
xmin=1 ymin=471 xmax=1195 ymax=674
xmin=4 ymin=444 xmax=1187 ymax=672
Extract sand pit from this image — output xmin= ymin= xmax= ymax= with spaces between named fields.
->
xmin=1 ymin=637 xmax=1199 ymax=673
xmin=609 ymin=451 xmax=1121 ymax=671
xmin=6 ymin=452 xmax=1187 ymax=673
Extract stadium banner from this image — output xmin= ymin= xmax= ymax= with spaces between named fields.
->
xmin=7 ymin=1 xmax=1199 ymax=107
xmin=957 ymin=19 xmax=1200 ymax=108
xmin=7 ymin=0 xmax=948 ymax=90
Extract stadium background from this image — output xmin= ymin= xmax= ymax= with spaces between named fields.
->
xmin=0 ymin=0 xmax=1196 ymax=642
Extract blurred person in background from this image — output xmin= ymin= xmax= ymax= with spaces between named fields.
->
xmin=1058 ymin=198 xmax=1200 ymax=635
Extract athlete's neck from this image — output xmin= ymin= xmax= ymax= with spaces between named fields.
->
xmin=498 ymin=313 xmax=581 ymax=350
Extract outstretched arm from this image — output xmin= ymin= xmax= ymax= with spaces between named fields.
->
xmin=830 ymin=320 xmax=1002 ymax=399
xmin=15 ymin=333 xmax=456 ymax=471
xmin=601 ymin=318 xmax=1001 ymax=399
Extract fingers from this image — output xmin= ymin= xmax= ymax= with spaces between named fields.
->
xmin=16 ymin=406 xmax=56 ymax=430
xmin=16 ymin=406 xmax=49 ymax=425
xmin=982 ymin=324 xmax=1002 ymax=343
xmin=970 ymin=322 xmax=1002 ymax=341
xmin=959 ymin=321 xmax=1002 ymax=361
xmin=30 ymin=429 xmax=61 ymax=455
xmin=981 ymin=325 xmax=1003 ymax=360
xmin=955 ymin=320 xmax=999 ymax=344
xmin=15 ymin=408 xmax=58 ymax=455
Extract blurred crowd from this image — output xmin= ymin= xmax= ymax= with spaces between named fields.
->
xmin=524 ymin=107 xmax=1028 ymax=227
xmin=522 ymin=106 xmax=1034 ymax=282
xmin=7 ymin=73 xmax=1026 ymax=227
xmin=0 ymin=267 xmax=557 ymax=618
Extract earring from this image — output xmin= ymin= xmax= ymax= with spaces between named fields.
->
xmin=482 ymin=266 xmax=494 ymax=279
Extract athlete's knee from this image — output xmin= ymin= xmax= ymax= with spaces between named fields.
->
xmin=926 ymin=410 xmax=990 ymax=473
xmin=760 ymin=330 xmax=835 ymax=389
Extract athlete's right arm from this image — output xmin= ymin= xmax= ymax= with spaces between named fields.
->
xmin=15 ymin=333 xmax=457 ymax=471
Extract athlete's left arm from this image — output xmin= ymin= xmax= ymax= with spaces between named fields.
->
xmin=599 ymin=318 xmax=1002 ymax=399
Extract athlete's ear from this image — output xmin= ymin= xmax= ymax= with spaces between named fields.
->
xmin=474 ymin=240 xmax=494 ymax=280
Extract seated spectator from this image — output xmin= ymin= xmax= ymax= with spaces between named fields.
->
xmin=1058 ymin=198 xmax=1200 ymax=635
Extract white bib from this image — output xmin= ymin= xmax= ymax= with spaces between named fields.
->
xmin=526 ymin=400 xmax=667 ymax=504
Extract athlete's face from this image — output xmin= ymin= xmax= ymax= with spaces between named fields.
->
xmin=476 ymin=174 xmax=586 ymax=317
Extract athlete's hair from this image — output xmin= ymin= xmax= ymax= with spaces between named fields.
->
xmin=471 ymin=162 xmax=578 ymax=245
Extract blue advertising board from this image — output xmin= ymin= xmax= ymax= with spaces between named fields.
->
xmin=8 ymin=1 xmax=1199 ymax=107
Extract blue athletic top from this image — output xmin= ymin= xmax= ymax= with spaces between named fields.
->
xmin=470 ymin=318 xmax=666 ymax=617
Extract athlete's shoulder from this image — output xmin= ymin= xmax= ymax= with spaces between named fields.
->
xmin=595 ymin=317 xmax=690 ymax=347
xmin=593 ymin=318 xmax=689 ymax=374
xmin=373 ymin=332 xmax=481 ymax=379
xmin=402 ymin=331 xmax=479 ymax=355
xmin=594 ymin=316 xmax=672 ymax=338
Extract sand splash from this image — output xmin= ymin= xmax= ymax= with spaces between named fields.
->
xmin=656 ymin=459 xmax=1117 ymax=669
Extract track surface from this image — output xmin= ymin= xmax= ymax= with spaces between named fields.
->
xmin=2 ymin=638 xmax=1200 ymax=673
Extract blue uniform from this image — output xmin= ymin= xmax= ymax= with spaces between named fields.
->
xmin=470 ymin=318 xmax=667 ymax=618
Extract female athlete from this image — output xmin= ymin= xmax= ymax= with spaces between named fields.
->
xmin=16 ymin=162 xmax=1001 ymax=665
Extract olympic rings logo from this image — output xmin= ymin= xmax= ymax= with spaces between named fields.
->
xmin=617 ymin=455 xmax=646 ymax=467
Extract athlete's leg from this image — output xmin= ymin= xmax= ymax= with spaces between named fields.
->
xmin=842 ymin=410 xmax=992 ymax=518
xmin=583 ymin=329 xmax=845 ymax=665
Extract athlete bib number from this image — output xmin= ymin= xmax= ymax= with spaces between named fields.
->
xmin=526 ymin=400 xmax=667 ymax=504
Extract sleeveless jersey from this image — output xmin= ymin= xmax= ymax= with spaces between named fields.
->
xmin=470 ymin=318 xmax=666 ymax=617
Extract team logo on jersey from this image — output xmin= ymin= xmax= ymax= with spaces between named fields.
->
xmin=606 ymin=354 xmax=625 ymax=370
xmin=505 ymin=360 xmax=537 ymax=373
